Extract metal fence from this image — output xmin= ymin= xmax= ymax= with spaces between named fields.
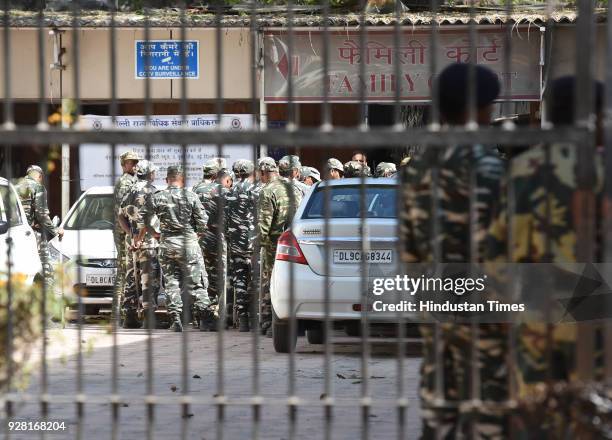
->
xmin=0 ymin=0 xmax=611 ymax=439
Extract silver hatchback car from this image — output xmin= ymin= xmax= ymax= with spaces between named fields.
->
xmin=270 ymin=177 xmax=401 ymax=353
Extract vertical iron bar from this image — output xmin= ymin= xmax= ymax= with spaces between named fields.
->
xmin=2 ymin=0 xmax=13 ymax=127
xmin=604 ymin=0 xmax=612 ymax=383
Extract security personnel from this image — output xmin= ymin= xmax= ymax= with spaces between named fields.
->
xmin=257 ymin=157 xmax=303 ymax=337
xmin=193 ymin=159 xmax=230 ymax=330
xmin=278 ymin=155 xmax=309 ymax=197
xmin=300 ymin=166 xmax=321 ymax=186
xmin=343 ymin=160 xmax=371 ymax=177
xmin=15 ymin=165 xmax=63 ymax=291
xmin=227 ymin=159 xmax=260 ymax=332
xmin=374 ymin=162 xmax=397 ymax=178
xmin=113 ymin=151 xmax=139 ymax=319
xmin=144 ymin=166 xmax=213 ymax=332
xmin=402 ymin=63 xmax=506 ymax=439
xmin=120 ymin=159 xmax=160 ymax=329
xmin=324 ymin=158 xmax=344 ymax=180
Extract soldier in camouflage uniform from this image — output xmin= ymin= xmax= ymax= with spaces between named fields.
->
xmin=144 ymin=166 xmax=213 ymax=332
xmin=227 ymin=159 xmax=260 ymax=332
xmin=15 ymin=165 xmax=63 ymax=291
xmin=324 ymin=158 xmax=344 ymax=180
xmin=300 ymin=166 xmax=321 ymax=186
xmin=113 ymin=151 xmax=139 ymax=319
xmin=374 ymin=162 xmax=396 ymax=178
xmin=343 ymin=160 xmax=372 ymax=178
xmin=279 ymin=155 xmax=310 ymax=197
xmin=401 ymin=63 xmax=507 ymax=439
xmin=193 ymin=159 xmax=231 ymax=330
xmin=119 ymin=160 xmax=161 ymax=328
xmin=257 ymin=157 xmax=303 ymax=337
xmin=486 ymin=76 xmax=605 ymax=437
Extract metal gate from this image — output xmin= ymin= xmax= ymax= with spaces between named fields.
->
xmin=0 ymin=0 xmax=611 ymax=439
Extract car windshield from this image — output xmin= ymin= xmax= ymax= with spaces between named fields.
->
xmin=0 ymin=185 xmax=22 ymax=227
xmin=302 ymin=185 xmax=397 ymax=219
xmin=65 ymin=194 xmax=115 ymax=230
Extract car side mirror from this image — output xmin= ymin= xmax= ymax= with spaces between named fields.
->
xmin=52 ymin=216 xmax=60 ymax=227
xmin=0 ymin=221 xmax=8 ymax=235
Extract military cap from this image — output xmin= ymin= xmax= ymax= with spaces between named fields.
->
xmin=232 ymin=159 xmax=254 ymax=175
xmin=166 ymin=165 xmax=184 ymax=178
xmin=302 ymin=166 xmax=321 ymax=182
xmin=325 ymin=158 xmax=344 ymax=173
xmin=26 ymin=165 xmax=44 ymax=175
xmin=119 ymin=151 xmax=140 ymax=164
xmin=278 ymin=155 xmax=302 ymax=172
xmin=202 ymin=159 xmax=221 ymax=177
xmin=136 ymin=159 xmax=158 ymax=177
xmin=344 ymin=160 xmax=372 ymax=178
xmin=257 ymin=157 xmax=278 ymax=172
xmin=375 ymin=162 xmax=397 ymax=177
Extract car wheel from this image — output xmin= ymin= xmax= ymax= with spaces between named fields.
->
xmin=272 ymin=314 xmax=297 ymax=353
xmin=345 ymin=322 xmax=362 ymax=337
xmin=306 ymin=324 xmax=326 ymax=345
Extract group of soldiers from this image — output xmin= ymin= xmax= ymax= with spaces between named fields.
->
xmin=113 ymin=150 xmax=401 ymax=334
xmin=402 ymin=63 xmax=606 ymax=438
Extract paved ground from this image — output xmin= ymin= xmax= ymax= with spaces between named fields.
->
xmin=5 ymin=326 xmax=423 ymax=439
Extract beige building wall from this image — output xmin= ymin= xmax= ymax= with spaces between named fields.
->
xmin=61 ymin=27 xmax=253 ymax=100
xmin=0 ymin=29 xmax=61 ymax=101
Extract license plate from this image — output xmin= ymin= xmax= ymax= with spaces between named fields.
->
xmin=86 ymin=274 xmax=116 ymax=286
xmin=333 ymin=249 xmax=393 ymax=264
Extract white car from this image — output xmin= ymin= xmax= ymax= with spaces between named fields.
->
xmin=49 ymin=186 xmax=117 ymax=320
xmin=270 ymin=177 xmax=402 ymax=353
xmin=0 ymin=178 xmax=42 ymax=285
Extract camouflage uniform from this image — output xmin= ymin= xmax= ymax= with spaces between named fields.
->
xmin=227 ymin=160 xmax=260 ymax=320
xmin=257 ymin=158 xmax=303 ymax=333
xmin=300 ymin=166 xmax=321 ymax=185
xmin=374 ymin=162 xmax=397 ymax=178
xmin=486 ymin=143 xmax=604 ymax=436
xmin=193 ymin=160 xmax=229 ymax=316
xmin=113 ymin=152 xmax=139 ymax=316
xmin=279 ymin=155 xmax=310 ymax=197
xmin=120 ymin=160 xmax=160 ymax=320
xmin=144 ymin=169 xmax=212 ymax=324
xmin=401 ymin=145 xmax=506 ymax=439
xmin=344 ymin=160 xmax=372 ymax=178
xmin=14 ymin=166 xmax=58 ymax=290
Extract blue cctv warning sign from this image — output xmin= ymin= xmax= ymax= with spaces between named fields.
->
xmin=135 ymin=40 xmax=199 ymax=79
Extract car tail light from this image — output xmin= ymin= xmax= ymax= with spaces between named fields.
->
xmin=276 ymin=231 xmax=308 ymax=265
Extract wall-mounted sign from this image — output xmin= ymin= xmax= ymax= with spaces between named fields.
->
xmin=135 ymin=40 xmax=199 ymax=79
xmin=264 ymin=28 xmax=541 ymax=103
xmin=78 ymin=114 xmax=253 ymax=190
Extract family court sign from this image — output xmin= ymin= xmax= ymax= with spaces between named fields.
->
xmin=264 ymin=27 xmax=542 ymax=102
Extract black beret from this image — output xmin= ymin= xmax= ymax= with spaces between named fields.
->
xmin=436 ymin=63 xmax=500 ymax=119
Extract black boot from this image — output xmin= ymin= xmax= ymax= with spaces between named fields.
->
xmin=122 ymin=310 xmax=141 ymax=329
xmin=170 ymin=319 xmax=183 ymax=332
xmin=199 ymin=317 xmax=211 ymax=332
xmin=239 ymin=316 xmax=250 ymax=332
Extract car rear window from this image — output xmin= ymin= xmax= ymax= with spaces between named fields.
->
xmin=65 ymin=194 xmax=115 ymax=230
xmin=302 ymin=185 xmax=397 ymax=219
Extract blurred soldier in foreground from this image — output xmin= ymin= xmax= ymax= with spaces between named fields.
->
xmin=119 ymin=160 xmax=161 ymax=329
xmin=112 ymin=151 xmax=139 ymax=319
xmin=257 ymin=157 xmax=303 ymax=337
xmin=374 ymin=162 xmax=397 ymax=178
xmin=144 ymin=166 xmax=213 ymax=332
xmin=487 ymin=76 xmax=605 ymax=437
xmin=227 ymin=159 xmax=260 ymax=332
xmin=343 ymin=160 xmax=372 ymax=178
xmin=301 ymin=166 xmax=321 ymax=186
xmin=402 ymin=63 xmax=506 ymax=439
xmin=324 ymin=158 xmax=344 ymax=180
xmin=279 ymin=155 xmax=309 ymax=197
xmin=193 ymin=159 xmax=230 ymax=330
xmin=15 ymin=165 xmax=64 ymax=291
